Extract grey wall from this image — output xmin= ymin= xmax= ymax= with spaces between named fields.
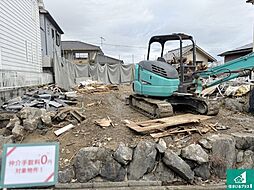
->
xmin=40 ymin=13 xmax=62 ymax=67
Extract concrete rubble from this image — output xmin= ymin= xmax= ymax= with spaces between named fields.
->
xmin=0 ymin=85 xmax=86 ymax=141
xmin=1 ymin=85 xmax=78 ymax=112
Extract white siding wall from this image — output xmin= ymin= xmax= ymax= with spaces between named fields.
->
xmin=0 ymin=0 xmax=52 ymax=89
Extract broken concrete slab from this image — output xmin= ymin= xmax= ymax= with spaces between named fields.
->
xmin=6 ymin=115 xmax=20 ymax=130
xmin=0 ymin=112 xmax=15 ymax=121
xmin=2 ymin=86 xmax=77 ymax=113
xmin=12 ymin=124 xmax=25 ymax=138
xmin=49 ymin=101 xmax=63 ymax=108
xmin=41 ymin=112 xmax=52 ymax=126
xmin=163 ymin=149 xmax=194 ymax=182
xmin=181 ymin=144 xmax=209 ymax=164
xmin=65 ymin=91 xmax=78 ymax=100
xmin=23 ymin=117 xmax=42 ymax=132
xmin=18 ymin=107 xmax=45 ymax=120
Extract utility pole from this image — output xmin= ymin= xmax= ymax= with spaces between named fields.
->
xmin=132 ymin=54 xmax=134 ymax=64
xmin=253 ymin=24 xmax=254 ymax=52
xmin=100 ymin=37 xmax=105 ymax=47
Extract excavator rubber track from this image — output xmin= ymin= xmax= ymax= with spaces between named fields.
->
xmin=128 ymin=95 xmax=174 ymax=119
xmin=201 ymin=98 xmax=220 ymax=116
xmin=168 ymin=96 xmax=220 ymax=116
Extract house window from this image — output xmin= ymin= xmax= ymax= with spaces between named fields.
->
xmin=56 ymin=32 xmax=60 ymax=46
xmin=52 ymin=29 xmax=54 ymax=38
xmin=75 ymin=53 xmax=88 ymax=59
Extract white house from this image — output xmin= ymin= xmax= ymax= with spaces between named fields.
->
xmin=0 ymin=0 xmax=52 ymax=89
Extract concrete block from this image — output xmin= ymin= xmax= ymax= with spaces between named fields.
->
xmin=93 ymin=182 xmax=129 ymax=188
xmin=128 ymin=180 xmax=162 ymax=187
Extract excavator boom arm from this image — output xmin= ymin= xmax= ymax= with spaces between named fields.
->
xmin=196 ymin=53 xmax=254 ymax=88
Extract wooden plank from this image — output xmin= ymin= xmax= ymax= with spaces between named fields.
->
xmin=124 ymin=120 xmax=143 ymax=132
xmin=136 ymin=113 xmax=196 ymax=125
xmin=139 ymin=121 xmax=164 ymax=127
xmin=54 ymin=124 xmax=75 ymax=136
xmin=126 ymin=114 xmax=212 ymax=133
xmin=138 ymin=119 xmax=200 ymax=132
xmin=150 ymin=128 xmax=199 ymax=138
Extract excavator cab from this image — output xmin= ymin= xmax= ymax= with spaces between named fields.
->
xmin=133 ymin=33 xmax=197 ymax=97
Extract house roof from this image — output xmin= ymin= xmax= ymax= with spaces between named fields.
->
xmin=164 ymin=44 xmax=217 ymax=62
xmin=39 ymin=8 xmax=64 ymax=34
xmin=61 ymin=41 xmax=102 ymax=52
xmin=218 ymin=43 xmax=253 ymax=56
xmin=96 ymin=54 xmax=123 ymax=64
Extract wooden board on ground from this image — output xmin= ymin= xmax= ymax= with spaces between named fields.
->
xmin=125 ymin=114 xmax=212 ymax=133
xmin=150 ymin=128 xmax=199 ymax=138
xmin=54 ymin=124 xmax=75 ymax=136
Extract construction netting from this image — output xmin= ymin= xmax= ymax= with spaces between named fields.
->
xmin=54 ymin=54 xmax=134 ymax=90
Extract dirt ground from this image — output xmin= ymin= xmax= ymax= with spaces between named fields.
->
xmin=21 ymin=84 xmax=254 ymax=169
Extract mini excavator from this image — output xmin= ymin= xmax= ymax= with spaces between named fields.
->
xmin=129 ymin=33 xmax=254 ymax=118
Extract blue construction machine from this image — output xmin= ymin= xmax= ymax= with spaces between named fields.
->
xmin=129 ymin=33 xmax=254 ymax=118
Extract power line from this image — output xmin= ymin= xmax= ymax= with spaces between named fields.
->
xmin=87 ymin=41 xmax=147 ymax=49
xmin=102 ymin=43 xmax=147 ymax=49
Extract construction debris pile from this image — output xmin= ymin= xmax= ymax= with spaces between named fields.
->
xmin=201 ymin=83 xmax=251 ymax=98
xmin=75 ymin=79 xmax=119 ymax=94
xmin=2 ymin=85 xmax=78 ymax=112
xmin=0 ymin=85 xmax=87 ymax=142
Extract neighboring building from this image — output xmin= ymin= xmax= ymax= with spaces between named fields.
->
xmin=164 ymin=44 xmax=217 ymax=66
xmin=62 ymin=41 xmax=103 ymax=64
xmin=0 ymin=0 xmax=52 ymax=89
xmin=218 ymin=43 xmax=253 ymax=63
xmin=95 ymin=54 xmax=124 ymax=65
xmin=247 ymin=0 xmax=254 ymax=4
xmin=39 ymin=4 xmax=64 ymax=69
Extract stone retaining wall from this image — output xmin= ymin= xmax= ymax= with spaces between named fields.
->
xmin=58 ymin=133 xmax=254 ymax=184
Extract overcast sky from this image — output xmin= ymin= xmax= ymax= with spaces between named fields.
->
xmin=44 ymin=0 xmax=253 ymax=63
